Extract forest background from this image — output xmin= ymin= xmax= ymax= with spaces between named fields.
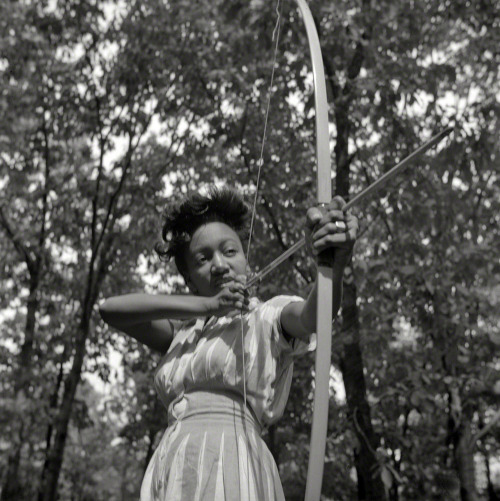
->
xmin=1 ymin=0 xmax=499 ymax=500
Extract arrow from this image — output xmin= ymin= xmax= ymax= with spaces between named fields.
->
xmin=245 ymin=126 xmax=453 ymax=289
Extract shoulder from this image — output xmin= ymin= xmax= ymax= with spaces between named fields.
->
xmin=257 ymin=295 xmax=304 ymax=311
xmin=252 ymin=294 xmax=304 ymax=334
xmin=250 ymin=295 xmax=315 ymax=357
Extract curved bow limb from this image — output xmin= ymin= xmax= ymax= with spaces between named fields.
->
xmin=293 ymin=1 xmax=333 ymax=499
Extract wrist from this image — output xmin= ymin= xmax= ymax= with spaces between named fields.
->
xmin=202 ymin=296 xmax=216 ymax=316
xmin=333 ymin=246 xmax=353 ymax=268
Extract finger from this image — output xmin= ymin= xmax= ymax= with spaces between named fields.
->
xmin=235 ymin=293 xmax=250 ymax=310
xmin=312 ymin=232 xmax=353 ymax=252
xmin=229 ymin=284 xmax=245 ymax=296
xmin=312 ymin=221 xmax=347 ymax=240
xmin=232 ymin=289 xmax=247 ymax=302
xmin=329 ymin=196 xmax=346 ymax=211
xmin=306 ymin=207 xmax=323 ymax=229
xmin=235 ymin=274 xmax=247 ymax=284
xmin=237 ymin=303 xmax=250 ymax=312
xmin=344 ymin=212 xmax=357 ymax=224
xmin=345 ymin=217 xmax=359 ymax=236
xmin=230 ymin=278 xmax=246 ymax=289
xmin=322 ymin=210 xmax=345 ymax=223
xmin=346 ymin=226 xmax=357 ymax=242
xmin=347 ymin=224 xmax=358 ymax=238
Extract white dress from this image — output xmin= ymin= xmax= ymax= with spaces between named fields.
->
xmin=140 ymin=295 xmax=315 ymax=501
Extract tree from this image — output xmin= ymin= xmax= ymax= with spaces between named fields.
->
xmin=1 ymin=0 xmax=499 ymax=499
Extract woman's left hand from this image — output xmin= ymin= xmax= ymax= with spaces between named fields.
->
xmin=305 ymin=196 xmax=359 ymax=265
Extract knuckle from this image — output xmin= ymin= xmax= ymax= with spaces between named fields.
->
xmin=331 ymin=196 xmax=346 ymax=209
xmin=329 ymin=210 xmax=344 ymax=220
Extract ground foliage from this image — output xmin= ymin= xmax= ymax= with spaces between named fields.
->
xmin=0 ymin=0 xmax=499 ymax=500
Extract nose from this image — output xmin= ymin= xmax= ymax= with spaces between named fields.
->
xmin=211 ymin=251 xmax=230 ymax=274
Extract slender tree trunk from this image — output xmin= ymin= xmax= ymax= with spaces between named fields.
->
xmin=267 ymin=424 xmax=277 ymax=461
xmin=453 ymin=420 xmax=477 ymax=501
xmin=1 ymin=127 xmax=51 ymax=499
xmin=449 ymin=388 xmax=477 ymax=501
xmin=1 ymin=275 xmax=39 ymax=501
xmin=142 ymin=428 xmax=157 ymax=477
xmin=38 ymin=321 xmax=89 ymax=501
xmin=485 ymin=453 xmax=500 ymax=501
xmin=38 ymin=237 xmax=113 ymax=500
xmin=42 ymin=357 xmax=65 ymax=456
xmin=332 ymin=41 xmax=386 ymax=495
xmin=339 ymin=281 xmax=386 ymax=501
xmin=1 ymin=439 xmax=22 ymax=501
xmin=120 ymin=459 xmax=129 ymax=501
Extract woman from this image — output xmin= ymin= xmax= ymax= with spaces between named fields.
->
xmin=99 ymin=185 xmax=358 ymax=500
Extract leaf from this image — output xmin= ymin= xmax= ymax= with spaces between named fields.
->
xmin=493 ymin=381 xmax=500 ymax=395
xmin=488 ymin=331 xmax=500 ymax=345
xmin=410 ymin=391 xmax=421 ymax=407
xmin=399 ymin=265 xmax=417 ymax=275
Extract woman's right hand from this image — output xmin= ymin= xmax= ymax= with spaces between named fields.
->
xmin=205 ymin=275 xmax=249 ymax=317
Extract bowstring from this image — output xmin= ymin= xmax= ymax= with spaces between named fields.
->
xmin=240 ymin=1 xmax=283 ymax=496
xmin=245 ymin=0 xmax=283 ymax=264
xmin=242 ymin=0 xmax=283 ymax=409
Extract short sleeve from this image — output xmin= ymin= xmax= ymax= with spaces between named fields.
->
xmin=259 ymin=295 xmax=317 ymax=358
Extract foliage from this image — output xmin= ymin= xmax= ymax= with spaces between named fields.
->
xmin=0 ymin=0 xmax=499 ymax=500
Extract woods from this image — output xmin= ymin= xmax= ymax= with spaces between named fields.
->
xmin=1 ymin=0 xmax=499 ymax=500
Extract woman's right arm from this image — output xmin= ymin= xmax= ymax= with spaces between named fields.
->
xmin=99 ymin=294 xmax=212 ymax=353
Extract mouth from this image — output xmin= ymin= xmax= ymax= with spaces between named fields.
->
xmin=212 ymin=276 xmax=232 ymax=289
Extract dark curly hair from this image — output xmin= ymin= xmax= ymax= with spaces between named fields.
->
xmin=155 ymin=185 xmax=250 ymax=276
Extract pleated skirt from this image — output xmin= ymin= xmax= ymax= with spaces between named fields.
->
xmin=140 ymin=391 xmax=285 ymax=501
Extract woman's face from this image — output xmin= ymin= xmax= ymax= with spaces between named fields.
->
xmin=184 ymin=221 xmax=248 ymax=296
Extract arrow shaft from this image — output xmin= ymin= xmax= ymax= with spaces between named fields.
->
xmin=245 ymin=127 xmax=452 ymax=289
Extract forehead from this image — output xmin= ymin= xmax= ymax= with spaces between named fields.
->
xmin=188 ymin=221 xmax=242 ymax=252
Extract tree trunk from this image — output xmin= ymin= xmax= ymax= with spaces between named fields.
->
xmin=1 ymin=275 xmax=39 ymax=501
xmin=332 ymin=44 xmax=386 ymax=497
xmin=142 ymin=428 xmax=157 ymax=477
xmin=1 ymin=442 xmax=22 ymax=501
xmin=453 ymin=420 xmax=477 ymax=501
xmin=1 ymin=134 xmax=50 ymax=499
xmin=339 ymin=281 xmax=387 ymax=501
xmin=267 ymin=424 xmax=277 ymax=461
xmin=485 ymin=453 xmax=500 ymax=501
xmin=38 ymin=238 xmax=112 ymax=500
xmin=38 ymin=321 xmax=89 ymax=501
xmin=43 ymin=357 xmax=65 ymax=455
xmin=449 ymin=387 xmax=477 ymax=501
xmin=120 ymin=459 xmax=129 ymax=501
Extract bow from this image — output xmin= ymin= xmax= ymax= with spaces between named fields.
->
xmin=244 ymin=1 xmax=332 ymax=497
xmin=247 ymin=4 xmax=453 ymax=499
xmin=293 ymin=1 xmax=332 ymax=499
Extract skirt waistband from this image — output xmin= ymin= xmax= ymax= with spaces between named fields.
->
xmin=168 ymin=389 xmax=262 ymax=434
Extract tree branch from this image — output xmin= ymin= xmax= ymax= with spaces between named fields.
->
xmin=473 ymin=410 xmax=500 ymax=445
xmin=0 ymin=206 xmax=35 ymax=272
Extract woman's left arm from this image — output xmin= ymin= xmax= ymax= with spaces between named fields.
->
xmin=281 ymin=196 xmax=358 ymax=340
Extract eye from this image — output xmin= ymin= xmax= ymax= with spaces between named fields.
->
xmin=196 ymin=254 xmax=208 ymax=265
xmin=224 ymin=248 xmax=237 ymax=257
